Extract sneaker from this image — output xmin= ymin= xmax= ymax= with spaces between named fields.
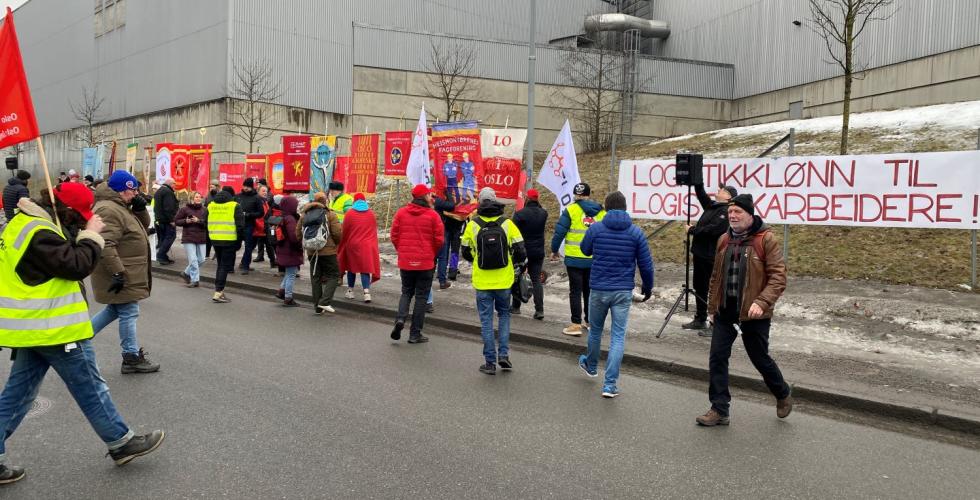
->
xmin=696 ymin=409 xmax=730 ymax=426
xmin=498 ymin=357 xmax=513 ymax=371
xmin=697 ymin=329 xmax=713 ymax=338
xmin=282 ymin=298 xmax=300 ymax=307
xmin=186 ymin=282 xmax=199 ymax=288
xmin=363 ymin=290 xmax=371 ymax=303
xmin=0 ymin=464 xmax=25 ymax=485
xmin=345 ymin=288 xmax=355 ymax=299
xmin=562 ymin=323 xmax=582 ymax=336
xmin=533 ymin=310 xmax=544 ymax=320
xmin=682 ymin=319 xmax=708 ymax=330
xmin=212 ymin=292 xmax=230 ymax=303
xmin=157 ymin=259 xmax=174 ymax=266
xmin=426 ymin=303 xmax=434 ymax=314
xmin=179 ymin=271 xmax=191 ymax=284
xmin=275 ymin=288 xmax=285 ymax=300
xmin=601 ymin=387 xmax=620 ymax=398
xmin=107 ymin=430 xmax=166 ymax=466
xmin=121 ymin=349 xmax=160 ymax=374
xmin=390 ymin=320 xmax=404 ymax=340
xmin=479 ymin=362 xmax=496 ymax=375
xmin=578 ymin=355 xmax=598 ymax=378
xmin=239 ymin=268 xmax=249 ymax=275
xmin=254 ymin=258 xmax=265 ymax=263
xmin=439 ymin=281 xmax=452 ymax=290
xmin=316 ymin=305 xmax=336 ymax=314
xmin=777 ymin=395 xmax=793 ymax=418
xmin=448 ymin=268 xmax=458 ymax=281
xmin=581 ymin=322 xmax=589 ymax=331
xmin=407 ymin=334 xmax=429 ymax=344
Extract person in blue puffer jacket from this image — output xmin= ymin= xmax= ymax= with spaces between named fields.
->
xmin=576 ymin=191 xmax=654 ymax=399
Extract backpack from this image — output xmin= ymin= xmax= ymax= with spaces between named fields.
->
xmin=301 ymin=207 xmax=329 ymax=252
xmin=266 ymin=210 xmax=284 ymax=245
xmin=473 ymin=217 xmax=510 ymax=270
xmin=717 ymin=229 xmax=769 ymax=265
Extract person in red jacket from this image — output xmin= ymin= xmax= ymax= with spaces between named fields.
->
xmin=389 ymin=184 xmax=444 ymax=344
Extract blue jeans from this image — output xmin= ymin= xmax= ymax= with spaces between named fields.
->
xmin=281 ymin=266 xmax=299 ymax=298
xmin=0 ymin=340 xmax=133 ymax=464
xmin=475 ymin=289 xmax=511 ymax=364
xmin=183 ymin=243 xmax=206 ymax=283
xmin=346 ymin=272 xmax=371 ymax=289
xmin=91 ymin=302 xmax=141 ymax=356
xmin=583 ymin=290 xmax=633 ymax=392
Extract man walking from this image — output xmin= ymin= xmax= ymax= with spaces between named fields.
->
xmin=511 ymin=188 xmax=547 ymax=319
xmin=0 ymin=184 xmax=164 ymax=485
xmin=236 ymin=178 xmax=264 ymax=274
xmin=208 ymin=186 xmax=244 ymax=303
xmin=433 ymin=191 xmax=461 ymax=289
xmin=697 ymin=194 xmax=792 ymax=426
xmin=328 ymin=181 xmax=354 ymax=223
xmin=462 ymin=187 xmax=526 ymax=375
xmin=298 ymin=192 xmax=343 ymax=314
xmin=390 ymin=184 xmax=444 ymax=344
xmin=550 ymin=183 xmax=605 ymax=337
xmin=152 ymin=177 xmax=178 ymax=264
xmin=576 ymin=192 xmax=653 ymax=398
xmin=91 ymin=171 xmax=160 ymax=374
xmin=2 ymin=170 xmax=30 ymax=221
xmin=684 ymin=182 xmax=737 ymax=333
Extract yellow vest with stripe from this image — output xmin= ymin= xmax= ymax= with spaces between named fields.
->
xmin=330 ymin=193 xmax=353 ymax=223
xmin=207 ymin=201 xmax=238 ymax=241
xmin=564 ymin=202 xmax=606 ymax=259
xmin=0 ymin=215 xmax=94 ymax=348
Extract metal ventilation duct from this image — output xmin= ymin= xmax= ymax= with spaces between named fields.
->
xmin=584 ymin=13 xmax=670 ymax=38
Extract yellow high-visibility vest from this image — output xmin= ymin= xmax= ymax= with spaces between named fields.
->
xmin=330 ymin=193 xmax=353 ymax=223
xmin=563 ymin=202 xmax=606 ymax=259
xmin=0 ymin=215 xmax=94 ymax=348
xmin=207 ymin=201 xmax=238 ymax=241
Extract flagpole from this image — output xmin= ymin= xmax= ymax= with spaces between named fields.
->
xmin=35 ymin=138 xmax=60 ymax=227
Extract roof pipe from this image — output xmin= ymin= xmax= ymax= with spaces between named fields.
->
xmin=584 ymin=13 xmax=670 ymax=39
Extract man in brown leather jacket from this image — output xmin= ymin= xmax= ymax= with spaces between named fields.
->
xmin=696 ymin=194 xmax=792 ymax=427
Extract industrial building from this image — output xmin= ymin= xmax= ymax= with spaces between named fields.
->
xmin=3 ymin=0 xmax=979 ymax=174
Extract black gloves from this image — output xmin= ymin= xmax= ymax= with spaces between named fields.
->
xmin=130 ymin=195 xmax=147 ymax=212
xmin=108 ymin=273 xmax=125 ymax=294
xmin=146 ymin=226 xmax=156 ymax=236
xmin=641 ymin=288 xmax=652 ymax=302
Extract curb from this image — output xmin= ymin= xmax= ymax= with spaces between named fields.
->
xmin=152 ymin=265 xmax=980 ymax=437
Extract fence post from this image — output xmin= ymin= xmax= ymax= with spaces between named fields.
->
xmin=783 ymin=128 xmax=795 ymax=261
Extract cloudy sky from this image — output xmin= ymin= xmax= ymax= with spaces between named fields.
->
xmin=1 ymin=0 xmax=28 ymax=18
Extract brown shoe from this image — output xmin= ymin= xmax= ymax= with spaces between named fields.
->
xmin=562 ymin=323 xmax=582 ymax=336
xmin=695 ymin=409 xmax=730 ymax=426
xmin=777 ymin=396 xmax=793 ymax=418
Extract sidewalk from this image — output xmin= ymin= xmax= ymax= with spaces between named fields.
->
xmin=154 ymin=242 xmax=980 ymax=435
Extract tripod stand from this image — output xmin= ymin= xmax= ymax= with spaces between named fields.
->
xmin=655 ymin=184 xmax=700 ymax=338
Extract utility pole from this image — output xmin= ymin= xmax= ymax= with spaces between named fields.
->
xmin=525 ymin=0 xmax=536 ymax=189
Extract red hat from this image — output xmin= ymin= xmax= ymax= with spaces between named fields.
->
xmin=54 ymin=182 xmax=95 ymax=221
xmin=353 ymin=193 xmax=366 ymax=202
xmin=526 ymin=189 xmax=539 ymax=200
xmin=411 ymin=184 xmax=431 ymax=198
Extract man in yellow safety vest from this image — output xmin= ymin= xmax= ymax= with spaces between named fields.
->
xmin=207 ymin=186 xmax=244 ymax=303
xmin=0 ymin=184 xmax=164 ymax=485
xmin=549 ymin=183 xmax=606 ymax=337
xmin=328 ymin=181 xmax=353 ymax=223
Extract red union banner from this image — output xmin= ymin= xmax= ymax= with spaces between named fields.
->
xmin=170 ymin=145 xmax=189 ymax=191
xmin=282 ymin=135 xmax=311 ymax=192
xmin=350 ymin=134 xmax=379 ymax=196
xmin=218 ymin=163 xmax=245 ymax=189
xmin=266 ymin=152 xmax=285 ymax=195
xmin=383 ymin=131 xmax=412 ymax=178
xmin=245 ymin=154 xmax=266 ymax=182
xmin=431 ymin=121 xmax=482 ymax=204
xmin=0 ymin=8 xmax=40 ymax=149
xmin=618 ymin=151 xmax=980 ymax=230
xmin=187 ymin=144 xmax=212 ymax=195
xmin=480 ymin=129 xmax=527 ymax=201
xmin=333 ymin=156 xmax=350 ymax=186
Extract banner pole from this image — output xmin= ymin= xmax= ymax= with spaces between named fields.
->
xmin=783 ymin=127 xmax=795 ymax=262
xmin=35 ymin=138 xmax=60 ymax=227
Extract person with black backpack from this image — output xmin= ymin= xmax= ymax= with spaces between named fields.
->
xmin=297 ymin=192 xmax=342 ymax=314
xmin=461 ymin=187 xmax=527 ymax=375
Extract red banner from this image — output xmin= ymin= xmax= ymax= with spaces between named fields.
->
xmin=171 ymin=145 xmax=189 ymax=191
xmin=245 ymin=154 xmax=266 ymax=183
xmin=334 ymin=156 xmax=350 ymax=186
xmin=350 ymin=134 xmax=379 ymax=196
xmin=218 ymin=163 xmax=245 ymax=189
xmin=431 ymin=121 xmax=482 ymax=205
xmin=383 ymin=131 xmax=412 ymax=178
xmin=187 ymin=144 xmax=212 ymax=195
xmin=0 ymin=8 xmax=40 ymax=150
xmin=480 ymin=129 xmax=527 ymax=201
xmin=266 ymin=152 xmax=285 ymax=195
xmin=282 ymin=135 xmax=311 ymax=192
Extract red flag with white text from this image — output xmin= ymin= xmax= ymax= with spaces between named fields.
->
xmin=0 ymin=8 xmax=40 ymax=149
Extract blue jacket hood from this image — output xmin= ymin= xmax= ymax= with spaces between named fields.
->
xmin=602 ymin=210 xmax=632 ymax=230
xmin=577 ymin=199 xmax=603 ymax=216
xmin=352 ymin=199 xmax=369 ymax=212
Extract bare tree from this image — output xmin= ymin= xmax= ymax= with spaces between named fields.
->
xmin=69 ymin=85 xmax=108 ymax=148
xmin=552 ymin=47 xmax=625 ymax=152
xmin=228 ymin=59 xmax=285 ymax=153
xmin=809 ymin=0 xmax=895 ymax=154
xmin=423 ymin=39 xmax=482 ymax=122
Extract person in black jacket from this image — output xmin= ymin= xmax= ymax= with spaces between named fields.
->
xmin=510 ymin=189 xmax=548 ymax=319
xmin=152 ymin=177 xmax=178 ymax=264
xmin=2 ymin=170 xmax=31 ymax=220
xmin=684 ymin=183 xmax=737 ymax=332
xmin=433 ymin=193 xmax=463 ymax=289
xmin=236 ymin=178 xmax=265 ymax=274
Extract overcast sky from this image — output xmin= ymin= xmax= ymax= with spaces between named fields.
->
xmin=1 ymin=0 xmax=29 ymax=18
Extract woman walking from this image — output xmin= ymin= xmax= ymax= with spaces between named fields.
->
xmin=274 ymin=195 xmax=303 ymax=307
xmin=175 ymin=192 xmax=207 ymax=287
xmin=339 ymin=193 xmax=381 ymax=303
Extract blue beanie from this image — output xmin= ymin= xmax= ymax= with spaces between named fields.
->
xmin=107 ymin=170 xmax=140 ymax=192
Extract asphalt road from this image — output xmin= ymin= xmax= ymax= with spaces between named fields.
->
xmin=0 ymin=278 xmax=977 ymax=499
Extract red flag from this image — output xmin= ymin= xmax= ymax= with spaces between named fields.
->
xmin=350 ymin=134 xmax=379 ymax=196
xmin=0 ymin=8 xmax=40 ymax=149
xmin=188 ymin=144 xmax=212 ymax=195
xmin=282 ymin=135 xmax=311 ymax=192
xmin=334 ymin=156 xmax=350 ymax=186
xmin=218 ymin=163 xmax=245 ymax=188
xmin=383 ymin=131 xmax=412 ymax=177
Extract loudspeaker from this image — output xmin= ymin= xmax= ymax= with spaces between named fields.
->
xmin=5 ymin=157 xmax=17 ymax=171
xmin=675 ymin=153 xmax=703 ymax=186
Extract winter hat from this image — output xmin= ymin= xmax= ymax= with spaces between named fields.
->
xmin=242 ymin=177 xmax=255 ymax=188
xmin=353 ymin=193 xmax=366 ymax=202
xmin=15 ymin=170 xmax=30 ymax=181
xmin=729 ymin=194 xmax=755 ymax=216
xmin=329 ymin=181 xmax=344 ymax=191
xmin=478 ymin=187 xmax=497 ymax=204
xmin=720 ymin=184 xmax=738 ymax=197
xmin=313 ymin=192 xmax=328 ymax=204
xmin=222 ymin=186 xmax=236 ymax=196
xmin=54 ymin=182 xmax=95 ymax=221
xmin=526 ymin=189 xmax=539 ymax=201
xmin=84 ymin=174 xmax=94 ymax=183
xmin=257 ymin=178 xmax=269 ymax=187
xmin=68 ymin=169 xmax=80 ymax=179
xmin=573 ymin=183 xmax=590 ymax=196
xmin=107 ymin=170 xmax=140 ymax=192
xmin=411 ymin=184 xmax=430 ymax=198
xmin=604 ymin=191 xmax=627 ymax=211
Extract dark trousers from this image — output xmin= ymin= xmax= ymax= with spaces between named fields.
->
xmin=708 ymin=305 xmax=791 ymax=416
xmin=310 ymin=254 xmax=340 ymax=308
xmin=436 ymin=226 xmax=462 ymax=284
xmin=239 ymin=222 xmax=256 ymax=270
xmin=397 ymin=269 xmax=434 ymax=336
xmin=566 ymin=266 xmax=591 ymax=324
xmin=692 ymin=255 xmax=714 ymax=321
xmin=205 ymin=235 xmax=212 ymax=258
xmin=255 ymin=237 xmax=268 ymax=261
xmin=213 ymin=245 xmax=237 ymax=292
xmin=156 ymin=223 xmax=176 ymax=262
xmin=512 ymin=255 xmax=544 ymax=313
